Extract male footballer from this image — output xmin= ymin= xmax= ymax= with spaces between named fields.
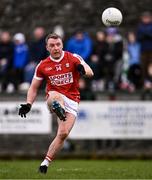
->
xmin=18 ymin=33 xmax=94 ymax=173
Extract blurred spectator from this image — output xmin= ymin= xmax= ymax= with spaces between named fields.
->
xmin=141 ymin=62 xmax=152 ymax=100
xmin=89 ymin=55 xmax=104 ymax=92
xmin=11 ymin=33 xmax=29 ymax=91
xmin=0 ymin=31 xmax=14 ymax=92
xmin=102 ymin=27 xmax=123 ymax=91
xmin=89 ymin=31 xmax=107 ymax=91
xmin=144 ymin=63 xmax=152 ymax=90
xmin=65 ymin=30 xmax=93 ymax=62
xmin=136 ymin=11 xmax=152 ymax=87
xmin=24 ymin=26 xmax=48 ymax=83
xmin=127 ymin=31 xmax=142 ymax=90
xmin=79 ymin=78 xmax=95 ymax=100
xmin=119 ymin=47 xmax=130 ymax=91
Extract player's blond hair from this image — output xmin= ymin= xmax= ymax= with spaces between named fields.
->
xmin=45 ymin=33 xmax=62 ymax=44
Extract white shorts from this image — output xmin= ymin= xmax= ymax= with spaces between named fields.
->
xmin=60 ymin=94 xmax=79 ymax=117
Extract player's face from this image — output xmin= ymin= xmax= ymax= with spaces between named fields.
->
xmin=46 ymin=38 xmax=63 ymax=59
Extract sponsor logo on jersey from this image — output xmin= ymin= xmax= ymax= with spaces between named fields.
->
xmin=65 ymin=63 xmax=70 ymax=68
xmin=45 ymin=67 xmax=52 ymax=71
xmin=55 ymin=64 xmax=62 ymax=71
xmin=49 ymin=72 xmax=73 ymax=86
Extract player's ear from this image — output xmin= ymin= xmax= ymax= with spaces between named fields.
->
xmin=46 ymin=45 xmax=49 ymax=51
xmin=61 ymin=41 xmax=63 ymax=49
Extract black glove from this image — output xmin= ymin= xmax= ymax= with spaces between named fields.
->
xmin=19 ymin=103 xmax=31 ymax=118
xmin=77 ymin=64 xmax=86 ymax=76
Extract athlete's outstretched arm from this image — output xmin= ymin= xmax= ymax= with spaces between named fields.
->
xmin=26 ymin=78 xmax=42 ymax=105
xmin=77 ymin=62 xmax=94 ymax=77
xmin=74 ymin=53 xmax=94 ymax=77
xmin=82 ymin=62 xmax=94 ymax=77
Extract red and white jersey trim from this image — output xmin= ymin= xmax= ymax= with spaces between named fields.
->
xmin=73 ymin=53 xmax=85 ymax=65
xmin=34 ymin=76 xmax=43 ymax=80
xmin=33 ymin=61 xmax=43 ymax=80
xmin=49 ymin=51 xmax=65 ymax=62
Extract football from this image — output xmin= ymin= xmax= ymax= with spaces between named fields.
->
xmin=102 ymin=7 xmax=123 ymax=27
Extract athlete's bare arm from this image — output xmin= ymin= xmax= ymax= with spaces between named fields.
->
xmin=26 ymin=78 xmax=42 ymax=105
xmin=83 ymin=62 xmax=94 ymax=77
xmin=74 ymin=54 xmax=94 ymax=77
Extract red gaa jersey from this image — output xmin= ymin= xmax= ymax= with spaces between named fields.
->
xmin=34 ymin=51 xmax=85 ymax=102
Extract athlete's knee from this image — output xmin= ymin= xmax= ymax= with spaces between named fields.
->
xmin=57 ymin=130 xmax=69 ymax=141
xmin=47 ymin=91 xmax=64 ymax=110
xmin=47 ymin=91 xmax=64 ymax=105
xmin=48 ymin=91 xmax=62 ymax=101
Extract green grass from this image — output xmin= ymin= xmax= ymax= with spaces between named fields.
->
xmin=0 ymin=159 xmax=152 ymax=179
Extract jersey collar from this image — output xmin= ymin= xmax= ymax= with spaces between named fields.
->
xmin=49 ymin=51 xmax=64 ymax=62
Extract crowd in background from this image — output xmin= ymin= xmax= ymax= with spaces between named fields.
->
xmin=0 ymin=12 xmax=151 ymax=100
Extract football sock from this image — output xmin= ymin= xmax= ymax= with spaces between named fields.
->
xmin=41 ymin=159 xmax=50 ymax=167
xmin=41 ymin=155 xmax=53 ymax=167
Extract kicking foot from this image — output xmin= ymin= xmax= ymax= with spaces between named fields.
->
xmin=52 ymin=101 xmax=66 ymax=121
xmin=38 ymin=165 xmax=48 ymax=174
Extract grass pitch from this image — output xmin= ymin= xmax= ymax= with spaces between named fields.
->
xmin=0 ymin=159 xmax=152 ymax=179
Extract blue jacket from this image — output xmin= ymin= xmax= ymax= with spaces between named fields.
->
xmin=137 ymin=22 xmax=152 ymax=52
xmin=128 ymin=42 xmax=141 ymax=66
xmin=65 ymin=33 xmax=92 ymax=61
xmin=13 ymin=43 xmax=29 ymax=68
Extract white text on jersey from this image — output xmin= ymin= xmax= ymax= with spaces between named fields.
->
xmin=49 ymin=72 xmax=73 ymax=86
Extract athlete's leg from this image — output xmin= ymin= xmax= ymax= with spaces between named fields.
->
xmin=46 ymin=112 xmax=76 ymax=159
xmin=39 ymin=92 xmax=78 ymax=173
xmin=39 ymin=108 xmax=76 ymax=173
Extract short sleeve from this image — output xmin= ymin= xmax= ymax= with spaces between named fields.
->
xmin=73 ymin=53 xmax=85 ymax=65
xmin=33 ymin=62 xmax=44 ymax=80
